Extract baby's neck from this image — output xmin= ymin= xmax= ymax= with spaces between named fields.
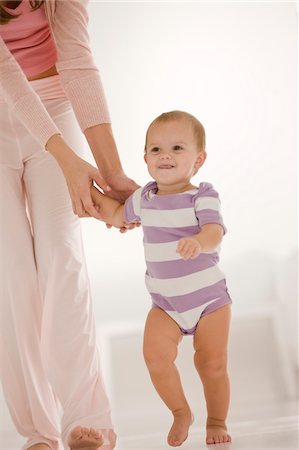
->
xmin=156 ymin=182 xmax=196 ymax=196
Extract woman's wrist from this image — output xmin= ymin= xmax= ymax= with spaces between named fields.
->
xmin=45 ymin=133 xmax=78 ymax=169
xmin=84 ymin=123 xmax=124 ymax=178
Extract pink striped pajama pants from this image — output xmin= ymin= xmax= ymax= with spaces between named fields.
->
xmin=0 ymin=75 xmax=115 ymax=450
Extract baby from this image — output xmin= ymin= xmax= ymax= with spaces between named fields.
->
xmin=91 ymin=110 xmax=232 ymax=446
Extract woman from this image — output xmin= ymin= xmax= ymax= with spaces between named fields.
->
xmin=0 ymin=1 xmax=138 ymax=449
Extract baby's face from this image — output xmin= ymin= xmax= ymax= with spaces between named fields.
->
xmin=145 ymin=119 xmax=205 ymax=191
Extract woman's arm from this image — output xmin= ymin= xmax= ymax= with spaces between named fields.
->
xmin=0 ymin=37 xmax=110 ymax=219
xmin=0 ymin=36 xmax=60 ymax=146
xmin=84 ymin=124 xmax=140 ymax=203
xmin=51 ymin=0 xmax=140 ymax=203
xmin=50 ymin=0 xmax=111 ymax=132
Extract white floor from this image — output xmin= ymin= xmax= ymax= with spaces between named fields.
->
xmin=117 ymin=415 xmax=298 ymax=450
xmin=2 ymin=421 xmax=298 ymax=450
xmin=1 ymin=403 xmax=298 ymax=450
xmin=115 ymin=398 xmax=299 ymax=450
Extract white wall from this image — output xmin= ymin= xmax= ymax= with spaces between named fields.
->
xmin=82 ymin=1 xmax=297 ymax=363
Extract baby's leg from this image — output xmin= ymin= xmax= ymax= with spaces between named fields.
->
xmin=193 ymin=305 xmax=232 ymax=445
xmin=143 ymin=307 xmax=193 ymax=447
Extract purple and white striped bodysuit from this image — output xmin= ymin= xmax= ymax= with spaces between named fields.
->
xmin=124 ymin=181 xmax=232 ymax=335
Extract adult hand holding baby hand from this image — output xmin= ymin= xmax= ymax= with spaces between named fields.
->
xmin=104 ymin=171 xmax=140 ymax=203
xmin=46 ymin=134 xmax=111 ymax=220
xmin=103 ymin=171 xmax=140 ymax=232
xmin=64 ymin=156 xmax=111 ymax=219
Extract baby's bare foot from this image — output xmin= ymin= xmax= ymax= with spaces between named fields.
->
xmin=206 ymin=417 xmax=231 ymax=445
xmin=68 ymin=426 xmax=103 ymax=450
xmin=206 ymin=426 xmax=232 ymax=445
xmin=167 ymin=410 xmax=193 ymax=447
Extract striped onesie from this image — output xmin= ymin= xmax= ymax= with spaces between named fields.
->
xmin=124 ymin=181 xmax=232 ymax=335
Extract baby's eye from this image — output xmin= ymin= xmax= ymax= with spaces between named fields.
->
xmin=150 ymin=147 xmax=160 ymax=153
xmin=173 ymin=145 xmax=183 ymax=151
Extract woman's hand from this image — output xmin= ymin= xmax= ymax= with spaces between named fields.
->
xmin=102 ymin=171 xmax=140 ymax=231
xmin=46 ymin=134 xmax=110 ymax=219
xmin=46 ymin=134 xmax=140 ymax=221
xmin=104 ymin=171 xmax=140 ymax=203
xmin=62 ymin=155 xmax=111 ymax=219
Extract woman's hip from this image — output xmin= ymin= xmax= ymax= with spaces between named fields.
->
xmin=0 ymin=75 xmax=86 ymax=167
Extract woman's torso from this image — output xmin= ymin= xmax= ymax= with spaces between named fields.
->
xmin=0 ymin=0 xmax=58 ymax=80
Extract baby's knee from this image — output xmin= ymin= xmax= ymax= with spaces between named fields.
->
xmin=195 ymin=355 xmax=228 ymax=380
xmin=143 ymin=349 xmax=173 ymax=374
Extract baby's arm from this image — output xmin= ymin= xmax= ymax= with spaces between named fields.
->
xmin=91 ymin=185 xmax=125 ymax=228
xmin=177 ymin=224 xmax=223 ymax=260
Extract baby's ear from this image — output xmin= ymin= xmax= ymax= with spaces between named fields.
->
xmin=195 ymin=150 xmax=207 ymax=171
xmin=144 ymin=153 xmax=148 ymax=164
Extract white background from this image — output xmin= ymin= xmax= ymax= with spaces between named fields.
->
xmin=82 ymin=0 xmax=297 ymax=362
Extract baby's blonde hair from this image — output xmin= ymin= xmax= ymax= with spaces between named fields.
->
xmin=145 ymin=110 xmax=206 ymax=153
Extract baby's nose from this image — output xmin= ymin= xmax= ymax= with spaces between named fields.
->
xmin=160 ymin=152 xmax=171 ymax=159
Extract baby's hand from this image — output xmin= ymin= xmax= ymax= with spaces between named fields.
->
xmin=119 ymin=222 xmax=141 ymax=233
xmin=176 ymin=237 xmax=202 ymax=260
xmin=105 ymin=221 xmax=141 ymax=233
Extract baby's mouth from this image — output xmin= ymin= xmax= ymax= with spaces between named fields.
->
xmin=158 ymin=164 xmax=174 ymax=169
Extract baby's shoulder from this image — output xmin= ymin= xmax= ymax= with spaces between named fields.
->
xmin=194 ymin=182 xmax=220 ymax=199
xmin=141 ymin=181 xmax=157 ymax=195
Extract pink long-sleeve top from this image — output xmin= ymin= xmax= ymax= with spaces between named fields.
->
xmin=1 ymin=0 xmax=58 ymax=77
xmin=0 ymin=0 xmax=111 ymax=147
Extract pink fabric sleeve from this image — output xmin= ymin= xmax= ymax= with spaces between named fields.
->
xmin=51 ymin=0 xmax=111 ymax=131
xmin=0 ymin=36 xmax=61 ymax=147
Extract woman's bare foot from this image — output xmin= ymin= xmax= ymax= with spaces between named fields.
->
xmin=28 ymin=445 xmax=51 ymax=450
xmin=68 ymin=426 xmax=104 ymax=450
xmin=167 ymin=410 xmax=193 ymax=447
xmin=206 ymin=426 xmax=232 ymax=444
